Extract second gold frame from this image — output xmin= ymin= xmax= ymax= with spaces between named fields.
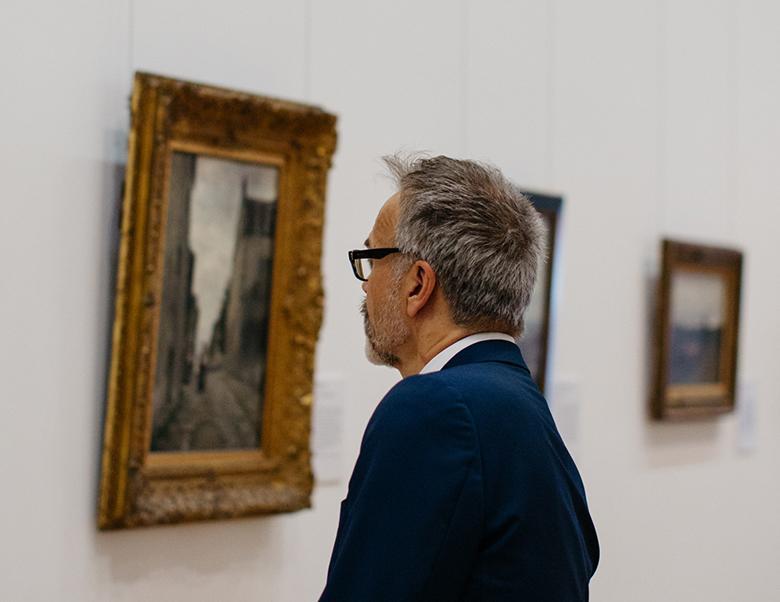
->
xmin=652 ymin=239 xmax=743 ymax=420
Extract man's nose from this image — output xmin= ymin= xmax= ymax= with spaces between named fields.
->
xmin=361 ymin=280 xmax=368 ymax=294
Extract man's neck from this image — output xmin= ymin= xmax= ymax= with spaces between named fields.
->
xmin=396 ymin=327 xmax=477 ymax=378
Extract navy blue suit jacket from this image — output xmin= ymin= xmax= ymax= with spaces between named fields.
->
xmin=320 ymin=340 xmax=599 ymax=601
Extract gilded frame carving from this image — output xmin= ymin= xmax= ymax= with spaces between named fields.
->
xmin=98 ymin=73 xmax=337 ymax=528
xmin=652 ymin=239 xmax=743 ymax=420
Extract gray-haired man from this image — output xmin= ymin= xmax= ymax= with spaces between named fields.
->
xmin=320 ymin=155 xmax=599 ymax=601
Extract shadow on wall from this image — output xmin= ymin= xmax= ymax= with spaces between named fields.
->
xmin=640 ymin=267 xmax=721 ymax=469
xmin=90 ymin=149 xmax=125 ymax=504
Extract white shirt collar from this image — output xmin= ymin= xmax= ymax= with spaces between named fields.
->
xmin=418 ymin=332 xmax=517 ymax=375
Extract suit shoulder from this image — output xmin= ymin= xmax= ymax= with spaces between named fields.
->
xmin=366 ymin=373 xmax=473 ymax=444
xmin=385 ymin=371 xmax=460 ymax=404
xmin=426 ymin=362 xmax=555 ymax=436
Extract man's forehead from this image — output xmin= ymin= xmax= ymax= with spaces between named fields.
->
xmin=367 ymin=193 xmax=400 ymax=246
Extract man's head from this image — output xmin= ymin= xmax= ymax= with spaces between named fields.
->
xmin=359 ymin=154 xmax=546 ymax=372
xmin=360 ymin=193 xmax=408 ymax=367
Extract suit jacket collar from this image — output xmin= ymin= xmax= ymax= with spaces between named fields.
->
xmin=442 ymin=339 xmax=529 ymax=372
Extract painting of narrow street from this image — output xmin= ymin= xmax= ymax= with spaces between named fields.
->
xmin=150 ymin=152 xmax=279 ymax=452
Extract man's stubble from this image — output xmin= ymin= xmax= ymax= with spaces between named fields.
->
xmin=361 ymin=281 xmax=409 ymax=368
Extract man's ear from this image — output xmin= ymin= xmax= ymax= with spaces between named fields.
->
xmin=405 ymin=260 xmax=436 ymax=318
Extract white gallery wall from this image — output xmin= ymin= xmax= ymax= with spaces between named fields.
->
xmin=1 ymin=0 xmax=778 ymax=600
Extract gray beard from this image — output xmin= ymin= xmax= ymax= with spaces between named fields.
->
xmin=361 ymin=299 xmax=405 ymax=368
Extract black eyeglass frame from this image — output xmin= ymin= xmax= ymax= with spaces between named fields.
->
xmin=348 ymin=247 xmax=400 ymax=281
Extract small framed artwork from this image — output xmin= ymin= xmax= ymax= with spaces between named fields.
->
xmin=97 ymin=73 xmax=337 ymax=528
xmin=519 ymin=192 xmax=562 ymax=393
xmin=652 ymin=239 xmax=743 ymax=420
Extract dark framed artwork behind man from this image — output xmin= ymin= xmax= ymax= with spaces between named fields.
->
xmin=321 ymin=155 xmax=598 ymax=601
xmin=518 ymin=191 xmax=562 ymax=393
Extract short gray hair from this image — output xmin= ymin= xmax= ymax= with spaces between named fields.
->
xmin=384 ymin=154 xmax=546 ymax=336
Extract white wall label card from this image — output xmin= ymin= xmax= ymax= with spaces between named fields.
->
xmin=550 ymin=377 xmax=581 ymax=454
xmin=736 ymin=381 xmax=757 ymax=453
xmin=311 ymin=373 xmax=345 ymax=484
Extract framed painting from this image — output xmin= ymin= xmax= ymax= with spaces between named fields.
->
xmin=518 ymin=191 xmax=562 ymax=393
xmin=652 ymin=239 xmax=743 ymax=420
xmin=97 ymin=73 xmax=337 ymax=528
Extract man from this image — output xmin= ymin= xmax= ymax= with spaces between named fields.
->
xmin=320 ymin=155 xmax=599 ymax=601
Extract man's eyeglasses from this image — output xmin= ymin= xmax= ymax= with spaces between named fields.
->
xmin=348 ymin=248 xmax=400 ymax=281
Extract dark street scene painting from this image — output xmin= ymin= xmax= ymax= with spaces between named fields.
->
xmin=518 ymin=195 xmax=559 ymax=389
xmin=519 ymin=224 xmax=549 ymax=382
xmin=151 ymin=152 xmax=279 ymax=452
xmin=668 ymin=270 xmax=725 ymax=385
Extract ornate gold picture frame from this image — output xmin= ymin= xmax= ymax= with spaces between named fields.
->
xmin=98 ymin=73 xmax=337 ymax=528
xmin=652 ymin=239 xmax=743 ymax=420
